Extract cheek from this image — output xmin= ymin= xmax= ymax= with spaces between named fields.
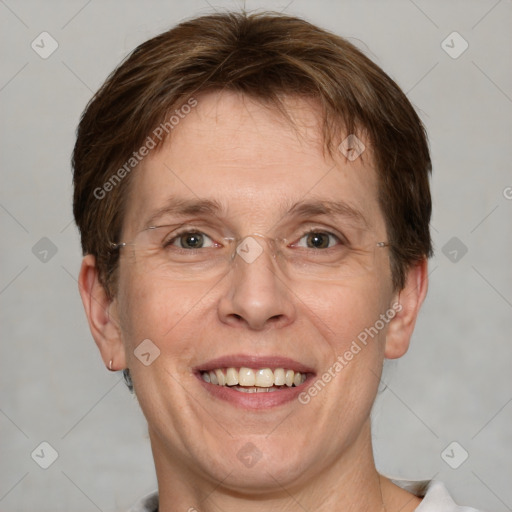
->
xmin=117 ymin=269 xmax=202 ymax=348
xmin=301 ymin=279 xmax=391 ymax=351
xmin=116 ymin=275 xmax=212 ymax=412
xmin=317 ymin=284 xmax=390 ymax=373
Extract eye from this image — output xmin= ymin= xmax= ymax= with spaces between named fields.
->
xmin=164 ymin=230 xmax=216 ymax=250
xmin=294 ymin=230 xmax=341 ymax=249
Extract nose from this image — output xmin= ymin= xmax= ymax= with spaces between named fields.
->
xmin=217 ymin=235 xmax=296 ymax=331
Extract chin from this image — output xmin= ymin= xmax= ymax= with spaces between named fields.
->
xmin=193 ymin=434 xmax=316 ymax=493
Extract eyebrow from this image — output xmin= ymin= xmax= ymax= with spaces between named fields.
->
xmin=287 ymin=199 xmax=369 ymax=228
xmin=143 ymin=197 xmax=226 ymax=228
xmin=143 ymin=196 xmax=369 ymax=229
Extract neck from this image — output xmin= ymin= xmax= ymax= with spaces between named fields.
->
xmin=151 ymin=420 xmax=389 ymax=512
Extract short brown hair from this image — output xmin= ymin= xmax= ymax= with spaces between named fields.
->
xmin=73 ymin=10 xmax=432 ymax=295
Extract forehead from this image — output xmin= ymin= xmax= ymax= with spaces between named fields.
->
xmin=123 ymin=91 xmax=385 ymax=235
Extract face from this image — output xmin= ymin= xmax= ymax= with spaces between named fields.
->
xmin=110 ymin=91 xmax=400 ymax=490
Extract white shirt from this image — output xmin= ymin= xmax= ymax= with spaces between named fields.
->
xmin=392 ymin=480 xmax=485 ymax=511
xmin=128 ymin=479 xmax=486 ymax=511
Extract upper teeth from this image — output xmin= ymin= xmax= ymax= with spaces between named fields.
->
xmin=201 ymin=367 xmax=307 ymax=387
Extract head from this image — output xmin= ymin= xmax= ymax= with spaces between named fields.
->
xmin=74 ymin=11 xmax=431 ymax=494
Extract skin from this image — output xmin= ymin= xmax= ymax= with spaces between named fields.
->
xmin=79 ymin=91 xmax=428 ymax=511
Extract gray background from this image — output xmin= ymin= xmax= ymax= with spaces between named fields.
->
xmin=1 ymin=0 xmax=511 ymax=510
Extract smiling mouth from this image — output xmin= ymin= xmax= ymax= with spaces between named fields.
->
xmin=200 ymin=367 xmax=307 ymax=393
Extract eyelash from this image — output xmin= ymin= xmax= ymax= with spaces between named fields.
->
xmin=162 ymin=226 xmax=347 ymax=250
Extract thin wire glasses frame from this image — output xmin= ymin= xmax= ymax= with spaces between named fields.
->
xmin=109 ymin=224 xmax=392 ymax=281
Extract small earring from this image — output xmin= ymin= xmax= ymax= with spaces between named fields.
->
xmin=108 ymin=359 xmax=114 ymax=371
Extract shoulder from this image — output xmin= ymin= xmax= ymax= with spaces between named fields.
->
xmin=417 ymin=481 xmax=486 ymax=512
xmin=126 ymin=490 xmax=158 ymax=512
xmin=127 ymin=481 xmax=487 ymax=512
xmin=393 ymin=478 xmax=487 ymax=512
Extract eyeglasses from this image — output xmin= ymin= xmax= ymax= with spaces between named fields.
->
xmin=110 ymin=223 xmax=391 ymax=282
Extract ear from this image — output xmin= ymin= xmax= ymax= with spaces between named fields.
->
xmin=78 ymin=254 xmax=126 ymax=371
xmin=384 ymin=259 xmax=428 ymax=359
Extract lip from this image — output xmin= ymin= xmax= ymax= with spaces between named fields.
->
xmin=195 ymin=373 xmax=314 ymax=409
xmin=193 ymin=354 xmax=315 ymax=374
xmin=193 ymin=354 xmax=316 ymax=410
